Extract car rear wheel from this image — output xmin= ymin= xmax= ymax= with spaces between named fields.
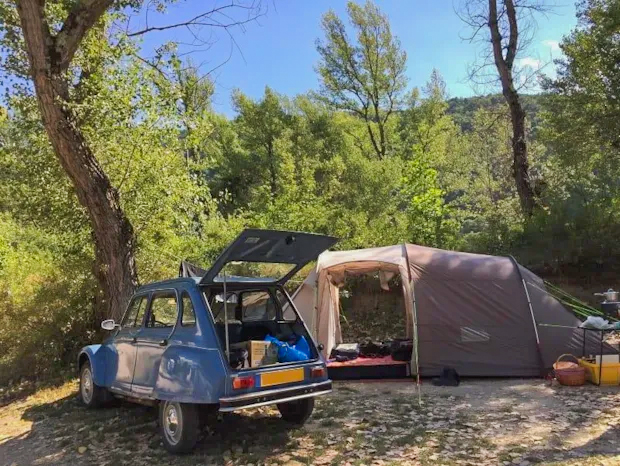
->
xmin=277 ymin=397 xmax=314 ymax=425
xmin=79 ymin=361 xmax=108 ymax=408
xmin=159 ymin=401 xmax=199 ymax=454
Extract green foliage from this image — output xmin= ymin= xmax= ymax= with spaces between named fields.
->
xmin=316 ymin=1 xmax=407 ymax=158
xmin=0 ymin=214 xmax=96 ymax=383
xmin=448 ymin=93 xmax=543 ymax=134
xmin=205 ymin=85 xmax=459 ymax=250
xmin=535 ymin=0 xmax=620 ymax=268
xmin=450 ymin=107 xmax=527 ymax=254
xmin=0 ymin=12 xmax=235 ymax=381
xmin=4 ymin=0 xmax=620 ymax=385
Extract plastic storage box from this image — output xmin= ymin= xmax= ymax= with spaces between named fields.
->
xmin=579 ymin=358 xmax=620 ymax=385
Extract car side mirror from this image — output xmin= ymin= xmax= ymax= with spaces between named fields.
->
xmin=317 ymin=343 xmax=324 ymax=351
xmin=101 ymin=319 xmax=119 ymax=331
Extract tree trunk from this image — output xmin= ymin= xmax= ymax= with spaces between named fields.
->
xmin=488 ymin=0 xmax=537 ymax=216
xmin=17 ymin=0 xmax=138 ymax=322
xmin=365 ymin=122 xmax=384 ymax=160
xmin=267 ymin=139 xmax=278 ymax=198
xmin=507 ymin=97 xmax=536 ymax=216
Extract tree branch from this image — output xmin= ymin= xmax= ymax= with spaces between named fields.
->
xmin=505 ymin=0 xmax=519 ymax=69
xmin=488 ymin=0 xmax=510 ymax=87
xmin=126 ymin=3 xmax=261 ymax=37
xmin=54 ymin=0 xmax=115 ymax=72
xmin=16 ymin=0 xmax=54 ymax=79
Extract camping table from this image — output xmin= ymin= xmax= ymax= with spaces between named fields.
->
xmin=539 ymin=324 xmax=620 ymax=386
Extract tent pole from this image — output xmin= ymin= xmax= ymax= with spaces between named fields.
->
xmin=223 ymin=271 xmax=230 ymax=364
xmin=401 ymin=243 xmax=421 ymax=405
xmin=313 ymin=275 xmax=319 ymax=340
xmin=509 ymin=256 xmax=545 ymax=376
xmin=411 ymin=279 xmax=422 ymax=406
xmin=522 ymin=278 xmax=540 ymax=344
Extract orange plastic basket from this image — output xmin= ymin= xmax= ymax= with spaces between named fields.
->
xmin=553 ymin=354 xmax=586 ymax=386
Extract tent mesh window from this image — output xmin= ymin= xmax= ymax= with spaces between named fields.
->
xmin=460 ymin=327 xmax=491 ymax=343
xmin=339 ymin=274 xmax=407 ymax=342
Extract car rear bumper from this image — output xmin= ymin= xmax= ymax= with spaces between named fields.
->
xmin=218 ymin=380 xmax=332 ymax=412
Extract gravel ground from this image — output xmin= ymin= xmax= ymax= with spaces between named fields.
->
xmin=1 ymin=378 xmax=620 ymax=465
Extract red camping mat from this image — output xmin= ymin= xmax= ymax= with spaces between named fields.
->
xmin=327 ymin=355 xmax=408 ymax=367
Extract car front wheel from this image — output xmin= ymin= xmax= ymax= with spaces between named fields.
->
xmin=79 ymin=361 xmax=108 ymax=408
xmin=277 ymin=397 xmax=315 ymax=425
xmin=159 ymin=401 xmax=199 ymax=454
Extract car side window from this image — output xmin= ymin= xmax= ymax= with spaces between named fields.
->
xmin=181 ymin=292 xmax=196 ymax=327
xmin=146 ymin=291 xmax=178 ymax=328
xmin=122 ymin=296 xmax=146 ymax=328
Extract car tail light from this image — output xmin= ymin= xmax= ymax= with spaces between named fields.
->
xmin=311 ymin=367 xmax=326 ymax=378
xmin=232 ymin=376 xmax=255 ymax=390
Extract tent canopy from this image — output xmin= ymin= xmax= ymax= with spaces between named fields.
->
xmin=293 ymin=243 xmax=597 ymax=377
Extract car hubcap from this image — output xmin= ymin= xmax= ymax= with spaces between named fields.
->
xmin=81 ymin=368 xmax=93 ymax=403
xmin=163 ymin=403 xmax=182 ymax=445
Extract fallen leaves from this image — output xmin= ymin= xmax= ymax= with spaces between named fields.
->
xmin=2 ymin=380 xmax=620 ymax=465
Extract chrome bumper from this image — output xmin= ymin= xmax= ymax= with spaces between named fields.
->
xmin=219 ymin=380 xmax=332 ymax=412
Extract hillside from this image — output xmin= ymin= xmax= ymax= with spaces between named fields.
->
xmin=448 ymin=93 xmax=544 ymax=132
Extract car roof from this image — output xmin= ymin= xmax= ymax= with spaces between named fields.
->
xmin=135 ymin=277 xmax=201 ymax=293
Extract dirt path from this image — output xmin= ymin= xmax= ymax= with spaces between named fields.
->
xmin=1 ymin=379 xmax=620 ymax=465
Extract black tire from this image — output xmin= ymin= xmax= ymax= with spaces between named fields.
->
xmin=198 ymin=403 xmax=219 ymax=428
xmin=159 ymin=401 xmax=200 ymax=454
xmin=79 ymin=361 xmax=109 ymax=408
xmin=277 ymin=397 xmax=315 ymax=425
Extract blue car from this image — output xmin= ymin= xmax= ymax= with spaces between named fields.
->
xmin=78 ymin=229 xmax=337 ymax=453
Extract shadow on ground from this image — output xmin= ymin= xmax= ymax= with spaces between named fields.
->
xmin=0 ymin=374 xmax=74 ymax=409
xmin=1 ymin=390 xmax=299 ymax=466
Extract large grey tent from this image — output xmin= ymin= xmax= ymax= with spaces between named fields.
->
xmin=292 ymin=244 xmax=599 ymax=377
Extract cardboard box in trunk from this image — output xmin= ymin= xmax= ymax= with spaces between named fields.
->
xmin=230 ymin=340 xmax=278 ymax=367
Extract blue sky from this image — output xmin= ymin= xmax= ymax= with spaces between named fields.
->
xmin=134 ymin=1 xmax=578 ymax=116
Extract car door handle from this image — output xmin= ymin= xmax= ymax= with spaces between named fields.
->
xmin=159 ymin=339 xmax=168 ymax=347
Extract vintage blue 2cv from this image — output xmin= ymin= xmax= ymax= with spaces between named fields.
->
xmin=77 ymin=229 xmax=337 ymax=453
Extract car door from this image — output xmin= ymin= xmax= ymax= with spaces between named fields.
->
xmin=131 ymin=289 xmax=179 ymax=397
xmin=109 ymin=294 xmax=148 ymax=394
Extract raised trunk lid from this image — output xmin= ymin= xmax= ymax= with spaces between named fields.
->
xmin=199 ymin=229 xmax=337 ymax=285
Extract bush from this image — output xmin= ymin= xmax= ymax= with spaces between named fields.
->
xmin=0 ymin=215 xmax=96 ymax=384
